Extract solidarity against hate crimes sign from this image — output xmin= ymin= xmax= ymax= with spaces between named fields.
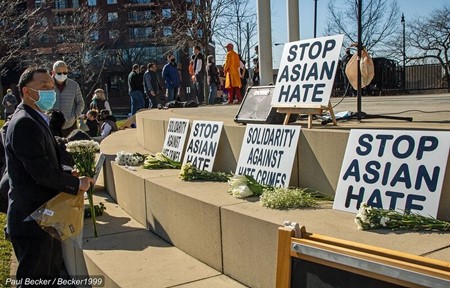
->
xmin=162 ymin=118 xmax=190 ymax=162
xmin=272 ymin=35 xmax=344 ymax=107
xmin=236 ymin=124 xmax=301 ymax=187
xmin=183 ymin=120 xmax=223 ymax=172
xmin=333 ymin=129 xmax=450 ymax=217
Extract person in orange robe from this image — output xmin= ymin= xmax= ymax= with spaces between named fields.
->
xmin=223 ymin=43 xmax=242 ymax=104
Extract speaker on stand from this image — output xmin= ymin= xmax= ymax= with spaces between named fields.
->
xmin=234 ymin=86 xmax=297 ymax=124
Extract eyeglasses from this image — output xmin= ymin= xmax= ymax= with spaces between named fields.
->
xmin=56 ymin=72 xmax=68 ymax=75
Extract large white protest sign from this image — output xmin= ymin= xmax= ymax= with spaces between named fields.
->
xmin=272 ymin=35 xmax=344 ymax=107
xmin=183 ymin=120 xmax=223 ymax=172
xmin=162 ymin=118 xmax=190 ymax=162
xmin=333 ymin=129 xmax=450 ymax=217
xmin=236 ymin=124 xmax=301 ymax=187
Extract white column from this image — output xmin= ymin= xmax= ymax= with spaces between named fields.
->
xmin=257 ymin=0 xmax=273 ymax=86
xmin=287 ymin=0 xmax=300 ymax=42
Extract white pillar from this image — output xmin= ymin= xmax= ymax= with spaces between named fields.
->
xmin=257 ymin=0 xmax=273 ymax=86
xmin=287 ymin=0 xmax=300 ymax=42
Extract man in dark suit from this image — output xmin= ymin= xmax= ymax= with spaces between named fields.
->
xmin=5 ymin=68 xmax=93 ymax=286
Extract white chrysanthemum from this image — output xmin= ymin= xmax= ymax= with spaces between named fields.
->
xmin=380 ymin=217 xmax=389 ymax=227
xmin=231 ymin=185 xmax=253 ymax=199
xmin=228 ymin=175 xmax=247 ymax=187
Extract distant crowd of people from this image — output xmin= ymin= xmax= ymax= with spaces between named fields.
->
xmin=127 ymin=43 xmax=261 ymax=112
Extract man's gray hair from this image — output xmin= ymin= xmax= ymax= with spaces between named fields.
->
xmin=53 ymin=60 xmax=67 ymax=70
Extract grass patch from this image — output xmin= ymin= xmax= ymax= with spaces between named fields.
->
xmin=0 ymin=213 xmax=12 ymax=287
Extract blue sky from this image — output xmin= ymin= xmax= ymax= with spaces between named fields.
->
xmin=248 ymin=0 xmax=448 ymax=67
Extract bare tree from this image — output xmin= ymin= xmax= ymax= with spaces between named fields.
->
xmin=325 ymin=0 xmax=400 ymax=52
xmin=214 ymin=0 xmax=257 ymax=64
xmin=24 ymin=3 xmax=111 ymax=100
xmin=0 ymin=1 xmax=42 ymax=75
xmin=406 ymin=5 xmax=450 ymax=88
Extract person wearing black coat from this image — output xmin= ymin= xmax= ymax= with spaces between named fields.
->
xmin=4 ymin=68 xmax=93 ymax=286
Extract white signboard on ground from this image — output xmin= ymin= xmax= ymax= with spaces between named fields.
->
xmin=235 ymin=124 xmax=301 ymax=187
xmin=162 ymin=118 xmax=190 ymax=162
xmin=272 ymin=35 xmax=344 ymax=107
xmin=183 ymin=120 xmax=223 ymax=172
xmin=333 ymin=129 xmax=450 ymax=217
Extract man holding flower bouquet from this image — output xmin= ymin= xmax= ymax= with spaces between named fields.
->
xmin=5 ymin=68 xmax=93 ymax=286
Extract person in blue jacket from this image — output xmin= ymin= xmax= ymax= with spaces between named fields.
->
xmin=162 ymin=53 xmax=180 ymax=102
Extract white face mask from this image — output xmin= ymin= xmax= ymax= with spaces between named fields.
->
xmin=55 ymin=74 xmax=68 ymax=82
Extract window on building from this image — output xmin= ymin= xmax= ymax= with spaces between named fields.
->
xmin=195 ymin=0 xmax=200 ymax=5
xmin=55 ymin=15 xmax=67 ymax=25
xmin=108 ymin=12 xmax=118 ymax=22
xmin=107 ymin=0 xmax=117 ymax=4
xmin=129 ymin=27 xmax=153 ymax=40
xmin=73 ymin=0 xmax=79 ymax=8
xmin=87 ymin=0 xmax=97 ymax=6
xmin=186 ymin=0 xmax=192 ymax=2
xmin=40 ymin=34 xmax=49 ymax=44
xmin=35 ymin=0 xmax=43 ymax=8
xmin=130 ymin=0 xmax=151 ymax=3
xmin=163 ymin=26 xmax=172 ymax=36
xmin=91 ymin=31 xmax=99 ymax=41
xmin=55 ymin=0 xmax=67 ymax=9
xmin=128 ymin=10 xmax=152 ymax=21
xmin=109 ymin=29 xmax=119 ymax=40
xmin=187 ymin=11 xmax=193 ymax=21
xmin=90 ymin=13 xmax=98 ymax=23
xmin=39 ymin=17 xmax=48 ymax=27
xmin=162 ymin=8 xmax=171 ymax=18
xmin=57 ymin=33 xmax=65 ymax=44
xmin=197 ymin=29 xmax=203 ymax=38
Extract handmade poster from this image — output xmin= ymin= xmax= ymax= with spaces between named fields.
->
xmin=272 ymin=34 xmax=344 ymax=107
xmin=333 ymin=129 xmax=450 ymax=217
xmin=235 ymin=124 xmax=301 ymax=187
xmin=162 ymin=118 xmax=190 ymax=162
xmin=183 ymin=120 xmax=223 ymax=172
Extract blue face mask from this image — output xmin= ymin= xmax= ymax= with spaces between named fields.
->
xmin=29 ymin=88 xmax=56 ymax=111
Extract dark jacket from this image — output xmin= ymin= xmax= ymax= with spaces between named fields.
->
xmin=5 ymin=103 xmax=79 ymax=236
xmin=206 ymin=62 xmax=220 ymax=86
xmin=162 ymin=62 xmax=180 ymax=89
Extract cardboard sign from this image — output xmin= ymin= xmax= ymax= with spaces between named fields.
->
xmin=162 ymin=118 xmax=190 ymax=162
xmin=235 ymin=124 xmax=301 ymax=187
xmin=272 ymin=35 xmax=344 ymax=107
xmin=183 ymin=120 xmax=223 ymax=172
xmin=333 ymin=129 xmax=450 ymax=217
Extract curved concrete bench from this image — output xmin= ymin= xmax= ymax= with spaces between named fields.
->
xmin=91 ymin=121 xmax=450 ymax=288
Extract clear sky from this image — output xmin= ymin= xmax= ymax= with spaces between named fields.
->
xmin=248 ymin=0 xmax=448 ymax=67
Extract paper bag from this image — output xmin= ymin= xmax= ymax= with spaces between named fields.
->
xmin=345 ymin=49 xmax=375 ymax=90
xmin=30 ymin=192 xmax=84 ymax=241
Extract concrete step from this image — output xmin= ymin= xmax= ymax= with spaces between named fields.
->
xmin=72 ymin=190 xmax=247 ymax=288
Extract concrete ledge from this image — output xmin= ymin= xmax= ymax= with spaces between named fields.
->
xmin=145 ymin=176 xmax=244 ymax=271
xmin=78 ymin=191 xmax=246 ymax=288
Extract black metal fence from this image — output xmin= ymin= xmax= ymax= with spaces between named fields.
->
xmin=332 ymin=58 xmax=450 ymax=96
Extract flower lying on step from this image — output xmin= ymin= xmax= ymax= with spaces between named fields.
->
xmin=260 ymin=187 xmax=333 ymax=210
xmin=179 ymin=162 xmax=230 ymax=182
xmin=143 ymin=152 xmax=182 ymax=169
xmin=115 ymin=151 xmax=146 ymax=166
xmin=355 ymin=203 xmax=450 ymax=231
xmin=227 ymin=174 xmax=270 ymax=198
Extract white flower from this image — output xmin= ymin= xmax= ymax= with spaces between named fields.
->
xmin=380 ymin=217 xmax=389 ymax=227
xmin=230 ymin=185 xmax=253 ymax=199
xmin=228 ymin=175 xmax=247 ymax=187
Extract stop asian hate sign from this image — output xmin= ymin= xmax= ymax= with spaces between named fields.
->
xmin=333 ymin=129 xmax=450 ymax=217
xmin=272 ymin=35 xmax=344 ymax=107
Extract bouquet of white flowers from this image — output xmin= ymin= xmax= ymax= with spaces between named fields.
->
xmin=115 ymin=151 xmax=146 ymax=166
xmin=355 ymin=203 xmax=450 ymax=231
xmin=227 ymin=174 xmax=270 ymax=198
xmin=179 ymin=162 xmax=230 ymax=182
xmin=143 ymin=152 xmax=182 ymax=169
xmin=260 ymin=187 xmax=332 ymax=209
xmin=66 ymin=140 xmax=101 ymax=237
